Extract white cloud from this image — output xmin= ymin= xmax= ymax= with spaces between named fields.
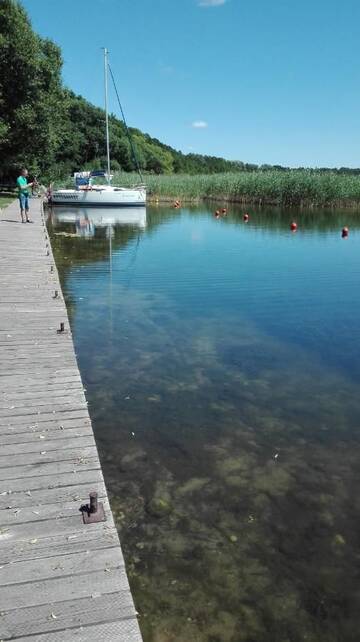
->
xmin=191 ymin=120 xmax=208 ymax=129
xmin=198 ymin=0 xmax=227 ymax=6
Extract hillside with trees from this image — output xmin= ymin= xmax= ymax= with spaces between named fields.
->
xmin=1 ymin=0 xmax=359 ymax=184
xmin=0 ymin=0 xmax=248 ymax=181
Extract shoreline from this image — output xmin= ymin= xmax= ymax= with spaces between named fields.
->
xmin=147 ymin=195 xmax=360 ymax=209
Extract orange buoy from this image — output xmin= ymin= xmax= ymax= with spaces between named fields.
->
xmin=342 ymin=226 xmax=349 ymax=238
xmin=243 ymin=213 xmax=249 ymax=222
xmin=290 ymin=221 xmax=297 ymax=231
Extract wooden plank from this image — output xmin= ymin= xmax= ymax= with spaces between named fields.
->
xmin=0 ymin=445 xmax=98 ymax=470
xmin=6 ymin=618 xmax=143 ymax=642
xmin=0 ymin=435 xmax=95 ymax=455
xmin=0 ymin=425 xmax=92 ymax=444
xmin=0 ymin=394 xmax=87 ymax=411
xmin=0 ymin=458 xmax=100 ymax=482
xmin=0 ymin=592 xmax=136 ymax=639
xmin=0 ymin=467 xmax=103 ymax=494
xmin=0 ymin=567 xmax=130 ymax=611
xmin=0 ymin=523 xmax=118 ymax=566
xmin=0 ymin=480 xmax=107 ymax=513
xmin=0 ymin=414 xmax=90 ymax=430
xmin=0 ymin=408 xmax=89 ymax=426
xmin=0 ymin=545 xmax=123 ymax=586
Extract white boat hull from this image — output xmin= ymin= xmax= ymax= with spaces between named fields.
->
xmin=50 ymin=186 xmax=146 ymax=207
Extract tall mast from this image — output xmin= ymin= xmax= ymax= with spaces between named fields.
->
xmin=104 ymin=48 xmax=111 ymax=184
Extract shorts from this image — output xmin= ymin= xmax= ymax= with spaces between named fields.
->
xmin=19 ymin=193 xmax=29 ymax=210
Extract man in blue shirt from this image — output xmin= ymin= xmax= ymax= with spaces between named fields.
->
xmin=16 ymin=168 xmax=35 ymax=223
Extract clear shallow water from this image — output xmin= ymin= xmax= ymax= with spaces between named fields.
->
xmin=48 ymin=205 xmax=360 ymax=642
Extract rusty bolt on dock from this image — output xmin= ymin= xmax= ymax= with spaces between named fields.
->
xmin=81 ymin=491 xmax=106 ymax=524
xmin=57 ymin=322 xmax=65 ymax=334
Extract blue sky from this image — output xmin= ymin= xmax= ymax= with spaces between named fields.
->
xmin=22 ymin=0 xmax=360 ymax=167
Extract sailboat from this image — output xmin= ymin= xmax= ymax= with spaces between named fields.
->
xmin=49 ymin=49 xmax=146 ymax=207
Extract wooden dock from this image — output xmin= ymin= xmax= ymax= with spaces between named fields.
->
xmin=0 ymin=199 xmax=143 ymax=641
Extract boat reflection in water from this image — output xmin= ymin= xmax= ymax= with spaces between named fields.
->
xmin=49 ymin=206 xmax=147 ymax=238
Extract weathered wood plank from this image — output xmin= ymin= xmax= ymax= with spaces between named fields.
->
xmin=0 ymin=567 xmax=130 ymax=611
xmin=0 ymin=457 xmax=99 ymax=482
xmin=0 ymin=545 xmax=122 ymax=586
xmin=0 ymin=425 xmax=92 ymax=444
xmin=7 ymin=618 xmax=143 ymax=642
xmin=0 ymin=435 xmax=95 ymax=455
xmin=0 ymin=412 xmax=90 ymax=429
xmin=0 ymin=445 xmax=98 ymax=470
xmin=0 ymin=467 xmax=103 ymax=494
xmin=0 ymin=592 xmax=135 ymax=640
xmin=0 ymin=522 xmax=119 ymax=566
xmin=0 ymin=480 xmax=107 ymax=513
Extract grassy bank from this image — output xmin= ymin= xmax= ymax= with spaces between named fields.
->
xmin=0 ymin=191 xmax=16 ymax=209
xmin=112 ymin=170 xmax=360 ymax=208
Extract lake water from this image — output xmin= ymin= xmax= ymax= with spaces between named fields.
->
xmin=48 ymin=204 xmax=360 ymax=642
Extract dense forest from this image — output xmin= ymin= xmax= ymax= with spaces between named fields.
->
xmin=0 ymin=0 xmax=360 ymax=184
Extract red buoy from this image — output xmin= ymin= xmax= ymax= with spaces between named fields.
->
xmin=342 ymin=227 xmax=349 ymax=238
xmin=243 ymin=213 xmax=249 ymax=222
xmin=290 ymin=221 xmax=297 ymax=231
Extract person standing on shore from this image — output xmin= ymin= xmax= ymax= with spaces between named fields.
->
xmin=16 ymin=168 xmax=35 ymax=223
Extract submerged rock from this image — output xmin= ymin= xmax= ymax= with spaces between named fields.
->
xmin=146 ymin=496 xmax=172 ymax=518
xmin=146 ymin=481 xmax=174 ymax=518
xmin=177 ymin=477 xmax=210 ymax=496
xmin=120 ymin=448 xmax=147 ymax=472
xmin=333 ymin=533 xmax=346 ymax=547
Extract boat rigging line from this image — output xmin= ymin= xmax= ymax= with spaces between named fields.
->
xmin=107 ymin=62 xmax=145 ymax=186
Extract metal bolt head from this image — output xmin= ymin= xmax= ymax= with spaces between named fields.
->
xmin=57 ymin=322 xmax=65 ymax=334
xmin=89 ymin=492 xmax=98 ymax=514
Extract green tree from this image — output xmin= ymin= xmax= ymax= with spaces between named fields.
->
xmin=0 ymin=0 xmax=64 ymax=178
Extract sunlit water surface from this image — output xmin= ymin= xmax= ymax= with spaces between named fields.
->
xmin=48 ymin=205 xmax=360 ymax=642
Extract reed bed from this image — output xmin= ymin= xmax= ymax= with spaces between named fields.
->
xmin=113 ymin=170 xmax=360 ymax=207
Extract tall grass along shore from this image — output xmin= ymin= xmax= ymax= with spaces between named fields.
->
xmin=111 ymin=170 xmax=360 ymax=208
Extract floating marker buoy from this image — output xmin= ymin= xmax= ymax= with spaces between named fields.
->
xmin=221 ymin=208 xmax=227 ymax=215
xmin=243 ymin=213 xmax=249 ymax=222
xmin=290 ymin=221 xmax=297 ymax=231
xmin=342 ymin=227 xmax=349 ymax=238
xmin=214 ymin=210 xmax=220 ymax=218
